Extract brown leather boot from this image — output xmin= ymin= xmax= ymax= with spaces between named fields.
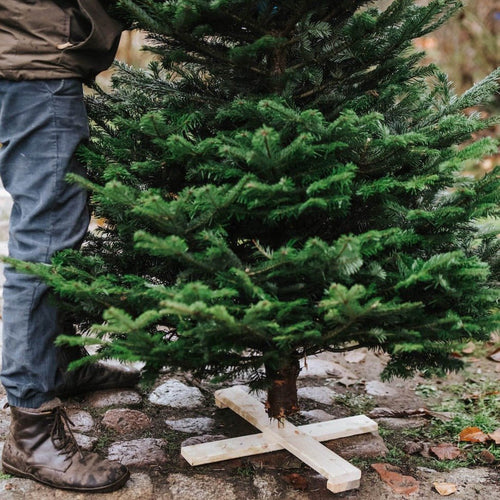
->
xmin=55 ymin=345 xmax=141 ymax=398
xmin=2 ymin=402 xmax=130 ymax=492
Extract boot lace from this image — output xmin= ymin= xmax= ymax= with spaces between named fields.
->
xmin=50 ymin=407 xmax=84 ymax=460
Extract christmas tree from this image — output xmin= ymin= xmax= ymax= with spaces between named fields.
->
xmin=12 ymin=0 xmax=499 ymax=419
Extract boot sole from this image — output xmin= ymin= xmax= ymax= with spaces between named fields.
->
xmin=2 ymin=460 xmax=130 ymax=493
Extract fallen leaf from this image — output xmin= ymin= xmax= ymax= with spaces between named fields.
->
xmin=371 ymin=463 xmax=419 ymax=496
xmin=488 ymin=428 xmax=500 ymax=444
xmin=459 ymin=426 xmax=490 ymax=443
xmin=462 ymin=390 xmax=500 ymax=402
xmin=433 ymin=482 xmax=457 ymax=496
xmin=94 ymin=217 xmax=109 ymax=228
xmin=285 ymin=473 xmax=308 ymax=491
xmin=488 ymin=348 xmax=500 ymax=362
xmin=404 ymin=442 xmax=424 ymax=455
xmin=372 ymin=462 xmax=401 ymax=473
xmin=429 ymin=443 xmax=461 ymax=460
xmin=344 ymin=350 xmax=367 ymax=363
xmin=461 ymin=342 xmax=475 ymax=354
xmin=478 ymin=450 xmax=496 ymax=464
xmin=419 ymin=442 xmax=431 ymax=458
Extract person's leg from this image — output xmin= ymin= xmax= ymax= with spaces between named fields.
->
xmin=0 ymin=78 xmax=130 ymax=492
xmin=0 ymin=78 xmax=90 ymax=408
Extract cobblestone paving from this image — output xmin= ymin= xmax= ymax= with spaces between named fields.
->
xmin=0 ymin=187 xmax=498 ymax=499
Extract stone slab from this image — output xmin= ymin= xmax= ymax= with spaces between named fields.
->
xmin=167 ymin=473 xmax=238 ymax=500
xmin=297 ymin=386 xmax=337 ymax=404
xmin=300 ymin=409 xmax=335 ymax=422
xmin=0 ymin=473 xmax=154 ymax=500
xmin=102 ymin=409 xmax=151 ymax=434
xmin=181 ymin=434 xmax=227 ymax=448
xmin=85 ymin=390 xmax=142 ymax=408
xmin=164 ymin=417 xmax=215 ymax=434
xmin=326 ymin=433 xmax=388 ymax=459
xmin=66 ymin=409 xmax=94 ymax=433
xmin=108 ymin=438 xmax=168 ymax=467
xmin=149 ymin=380 xmax=204 ymax=408
xmin=299 ymin=356 xmax=355 ymax=379
xmin=73 ymin=432 xmax=98 ymax=451
xmin=365 ymin=380 xmax=398 ymax=397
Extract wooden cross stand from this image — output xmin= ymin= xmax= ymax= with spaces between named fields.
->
xmin=181 ymin=386 xmax=378 ymax=494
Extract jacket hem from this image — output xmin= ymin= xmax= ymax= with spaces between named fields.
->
xmin=0 ymin=69 xmax=85 ymax=81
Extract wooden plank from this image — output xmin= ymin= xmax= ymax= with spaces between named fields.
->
xmin=181 ymin=414 xmax=377 ymax=466
xmin=213 ymin=387 xmax=361 ymax=493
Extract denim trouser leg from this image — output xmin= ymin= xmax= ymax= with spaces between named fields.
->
xmin=0 ymin=79 xmax=90 ymax=408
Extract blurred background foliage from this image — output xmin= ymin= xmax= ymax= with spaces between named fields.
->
xmin=409 ymin=0 xmax=499 ymax=175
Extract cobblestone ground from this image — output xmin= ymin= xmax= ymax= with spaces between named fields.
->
xmin=0 ymin=187 xmax=498 ymax=499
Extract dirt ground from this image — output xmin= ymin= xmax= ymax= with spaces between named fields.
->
xmin=0 ymin=341 xmax=498 ymax=499
xmin=139 ymin=341 xmax=500 ymax=499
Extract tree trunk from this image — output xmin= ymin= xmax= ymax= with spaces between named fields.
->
xmin=265 ymin=359 xmax=300 ymax=420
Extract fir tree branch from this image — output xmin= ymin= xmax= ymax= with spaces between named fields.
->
xmin=296 ymin=82 xmax=331 ymax=100
xmin=323 ymin=343 xmax=363 ymax=353
xmin=252 ymin=239 xmax=273 ymax=259
xmin=169 ymin=31 xmax=268 ymax=77
xmin=279 ymin=0 xmax=311 ymax=38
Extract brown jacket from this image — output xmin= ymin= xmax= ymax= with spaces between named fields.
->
xmin=0 ymin=0 xmax=122 ymax=81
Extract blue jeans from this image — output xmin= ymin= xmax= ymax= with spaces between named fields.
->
xmin=0 ymin=79 xmax=90 ymax=408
